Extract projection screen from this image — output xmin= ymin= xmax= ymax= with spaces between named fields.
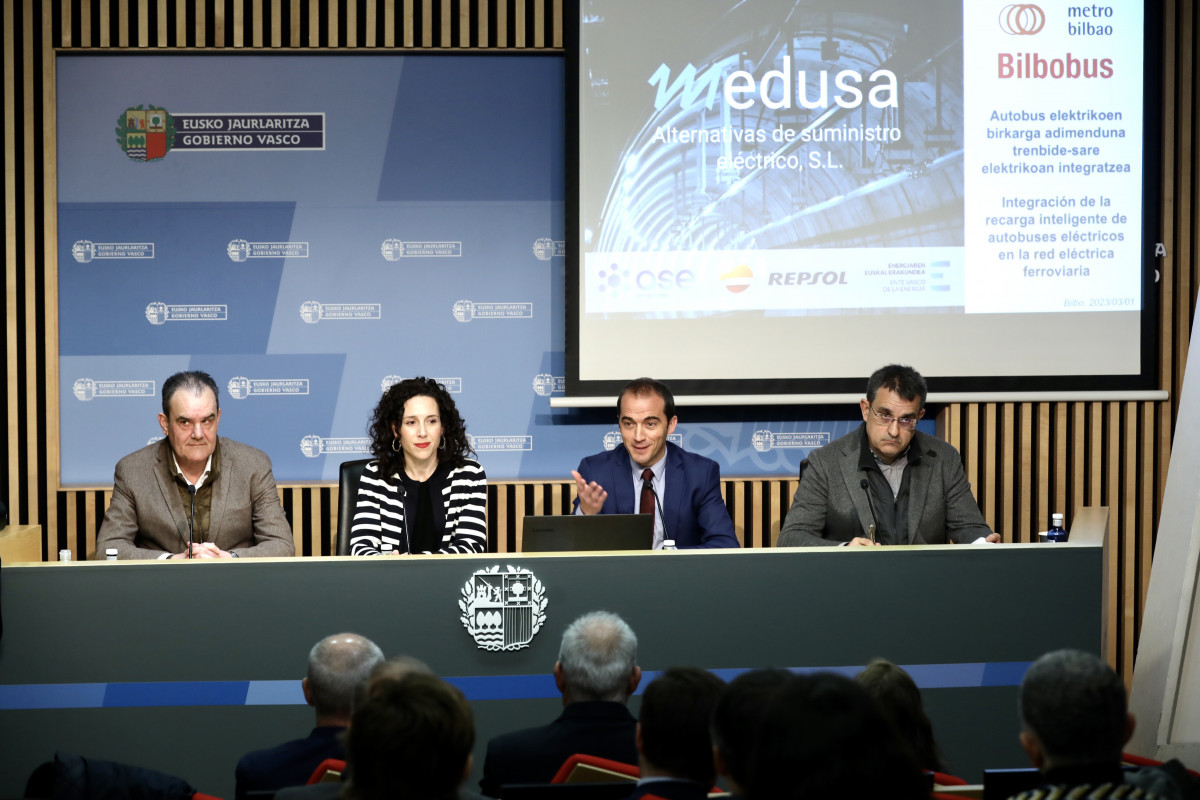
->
xmin=564 ymin=0 xmax=1161 ymax=403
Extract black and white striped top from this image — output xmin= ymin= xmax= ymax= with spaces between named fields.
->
xmin=349 ymin=459 xmax=487 ymax=555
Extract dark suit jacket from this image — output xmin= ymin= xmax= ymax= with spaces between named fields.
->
xmin=235 ymin=726 xmax=346 ymax=800
xmin=620 ymin=779 xmax=710 ymax=800
xmin=479 ymin=702 xmax=639 ymax=797
xmin=778 ymin=426 xmax=992 ymax=546
xmin=571 ymin=443 xmax=739 ymax=549
xmin=275 ymin=783 xmax=343 ymax=800
xmin=96 ymin=438 xmax=295 ymax=558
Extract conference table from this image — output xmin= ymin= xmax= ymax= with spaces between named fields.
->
xmin=0 ymin=540 xmax=1103 ymax=798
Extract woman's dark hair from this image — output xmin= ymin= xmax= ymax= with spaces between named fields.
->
xmin=367 ymin=378 xmax=474 ymax=477
xmin=856 ymin=658 xmax=948 ymax=773
xmin=747 ymin=672 xmax=928 ymax=800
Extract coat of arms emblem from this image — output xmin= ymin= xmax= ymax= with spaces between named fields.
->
xmin=116 ymin=105 xmax=176 ymax=162
xmin=460 ymin=566 xmax=547 ymax=651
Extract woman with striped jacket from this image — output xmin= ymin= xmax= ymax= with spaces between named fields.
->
xmin=350 ymin=377 xmax=486 ymax=555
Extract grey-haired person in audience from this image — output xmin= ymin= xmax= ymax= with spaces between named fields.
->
xmin=479 ymin=610 xmax=643 ymax=796
xmin=1009 ymin=649 xmax=1185 ymax=800
xmin=236 ymin=633 xmax=385 ymax=800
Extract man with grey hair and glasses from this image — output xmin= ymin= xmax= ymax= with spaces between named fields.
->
xmin=779 ymin=363 xmax=998 ymax=547
xmin=235 ymin=633 xmax=385 ymax=800
xmin=97 ymin=369 xmax=294 ymax=558
xmin=479 ymin=610 xmax=642 ymax=797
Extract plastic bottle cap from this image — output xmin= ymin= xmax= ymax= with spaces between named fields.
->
xmin=58 ymin=549 xmax=72 ymax=562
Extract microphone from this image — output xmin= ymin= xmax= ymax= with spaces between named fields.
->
xmin=859 ymin=478 xmax=879 ymax=543
xmin=644 ymin=474 xmax=671 ymax=547
xmin=187 ymin=484 xmax=196 ymax=559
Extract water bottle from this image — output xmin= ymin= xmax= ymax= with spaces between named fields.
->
xmin=1047 ymin=513 xmax=1069 ymax=543
xmin=105 ymin=548 xmax=118 ymax=561
xmin=381 ymin=542 xmax=394 ymax=556
xmin=661 ymin=539 xmax=677 ymax=551
xmin=58 ymin=549 xmax=72 ymax=562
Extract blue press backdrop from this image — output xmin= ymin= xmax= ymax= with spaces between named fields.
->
xmin=57 ymin=54 xmax=870 ymax=484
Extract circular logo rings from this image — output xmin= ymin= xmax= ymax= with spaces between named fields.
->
xmin=999 ymin=4 xmax=1045 ymax=35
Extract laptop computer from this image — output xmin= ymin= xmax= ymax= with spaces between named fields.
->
xmin=521 ymin=514 xmax=655 ymax=552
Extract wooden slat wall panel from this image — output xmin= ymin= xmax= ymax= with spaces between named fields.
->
xmin=0 ymin=0 xmax=1190 ymax=689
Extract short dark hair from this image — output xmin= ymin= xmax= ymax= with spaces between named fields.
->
xmin=367 ymin=377 xmax=474 ymax=477
xmin=617 ymin=377 xmax=676 ymax=422
xmin=865 ymin=364 xmax=927 ymax=410
xmin=1019 ymin=649 xmax=1128 ymax=766
xmin=161 ymin=371 xmax=220 ymax=416
xmin=710 ymin=669 xmax=792 ymax=792
xmin=346 ymin=673 xmax=474 ymax=800
xmin=350 ymin=654 xmax=435 ymax=712
xmin=855 ymin=659 xmax=947 ymax=773
xmin=639 ymin=666 xmax=725 ymax=786
xmin=748 ymin=673 xmax=927 ymax=800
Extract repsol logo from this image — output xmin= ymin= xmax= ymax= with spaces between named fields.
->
xmin=768 ymin=271 xmax=848 ymax=286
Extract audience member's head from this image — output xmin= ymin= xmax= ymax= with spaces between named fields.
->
xmin=554 ymin=610 xmax=641 ymax=704
xmin=1018 ymin=649 xmax=1133 ymax=771
xmin=304 ymin=633 xmax=385 ymax=725
xmin=748 ymin=672 xmax=927 ymax=800
xmin=637 ymin=666 xmax=727 ymax=787
xmin=710 ymin=668 xmax=791 ymax=796
xmin=855 ymin=658 xmax=947 ymax=773
xmin=346 ymin=673 xmax=474 ymax=800
xmin=351 ymin=654 xmax=435 ymax=710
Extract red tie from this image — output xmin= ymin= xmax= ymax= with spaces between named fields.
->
xmin=640 ymin=468 xmax=655 ymax=515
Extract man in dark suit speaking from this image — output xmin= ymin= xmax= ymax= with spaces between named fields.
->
xmin=779 ymin=364 xmax=1000 ymax=547
xmin=570 ymin=377 xmax=739 ymax=549
xmin=96 ymin=370 xmax=295 ymax=559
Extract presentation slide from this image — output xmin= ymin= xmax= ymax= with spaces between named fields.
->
xmin=573 ymin=0 xmax=1152 ymax=390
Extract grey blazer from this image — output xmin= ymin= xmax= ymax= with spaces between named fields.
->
xmin=778 ymin=426 xmax=992 ymax=546
xmin=96 ymin=438 xmax=295 ymax=559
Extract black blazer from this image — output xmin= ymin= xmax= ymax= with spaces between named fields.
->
xmin=479 ymin=702 xmax=639 ymax=797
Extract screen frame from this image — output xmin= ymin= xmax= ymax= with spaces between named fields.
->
xmin=562 ymin=0 xmax=1165 ymax=404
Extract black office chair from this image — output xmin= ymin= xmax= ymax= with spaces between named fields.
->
xmin=336 ymin=459 xmax=374 ymax=555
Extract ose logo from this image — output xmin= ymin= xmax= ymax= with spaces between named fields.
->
xmin=636 ymin=269 xmax=694 ymax=290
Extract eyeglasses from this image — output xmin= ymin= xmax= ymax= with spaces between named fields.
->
xmin=869 ymin=407 xmax=921 ymax=430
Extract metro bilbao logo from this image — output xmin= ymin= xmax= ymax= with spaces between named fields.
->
xmin=999 ymin=4 xmax=1045 ymax=35
xmin=649 ymin=57 xmax=898 ymax=114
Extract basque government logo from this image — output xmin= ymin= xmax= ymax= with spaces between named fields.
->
xmin=117 ymin=105 xmax=176 ymax=162
xmin=227 ymin=240 xmax=251 ymax=262
xmin=116 ymin=108 xmax=325 ymax=161
xmin=460 ymin=565 xmax=547 ymax=652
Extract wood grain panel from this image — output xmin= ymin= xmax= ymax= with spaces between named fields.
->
xmin=23 ymin=0 xmax=38 ymax=529
xmin=5 ymin=0 xmax=20 ymax=543
xmin=1001 ymin=404 xmax=1014 ymax=542
xmin=1054 ymin=403 xmax=1067 ymax=521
